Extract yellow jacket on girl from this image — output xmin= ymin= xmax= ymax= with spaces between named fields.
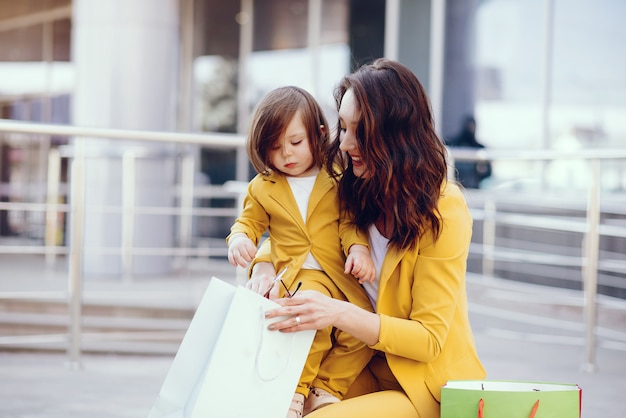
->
xmin=228 ymin=168 xmax=372 ymax=311
xmin=227 ymin=167 xmax=374 ymax=408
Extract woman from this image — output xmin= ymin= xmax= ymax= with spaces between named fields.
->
xmin=255 ymin=59 xmax=486 ymax=418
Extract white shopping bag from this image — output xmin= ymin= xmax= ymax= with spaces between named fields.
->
xmin=149 ymin=277 xmax=315 ymax=418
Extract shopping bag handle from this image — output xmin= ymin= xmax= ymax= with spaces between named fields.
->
xmin=478 ymin=398 xmax=540 ymax=418
xmin=254 ymin=307 xmax=297 ymax=382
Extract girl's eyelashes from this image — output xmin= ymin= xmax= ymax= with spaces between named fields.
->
xmin=271 ymin=137 xmax=304 ymax=150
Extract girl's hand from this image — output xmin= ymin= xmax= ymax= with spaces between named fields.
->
xmin=247 ymin=261 xmax=281 ymax=299
xmin=227 ymin=234 xmax=257 ymax=268
xmin=345 ymin=244 xmax=376 ymax=283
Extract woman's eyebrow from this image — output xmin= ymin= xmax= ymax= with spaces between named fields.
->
xmin=338 ymin=114 xmax=355 ymax=124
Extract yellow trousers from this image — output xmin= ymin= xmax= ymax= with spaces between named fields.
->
xmin=307 ymin=354 xmax=438 ymax=418
xmin=290 ymin=270 xmax=374 ymax=399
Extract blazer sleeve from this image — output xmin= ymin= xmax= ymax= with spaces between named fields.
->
xmin=226 ymin=177 xmax=270 ymax=246
xmin=338 ymin=211 xmax=369 ymax=257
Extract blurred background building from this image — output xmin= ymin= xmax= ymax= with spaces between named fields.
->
xmin=0 ymin=0 xmax=624 ymax=277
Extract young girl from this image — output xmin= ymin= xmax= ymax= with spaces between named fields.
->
xmin=227 ymin=86 xmax=375 ymax=418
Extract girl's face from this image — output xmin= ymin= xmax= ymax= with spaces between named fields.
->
xmin=338 ymin=89 xmax=368 ymax=178
xmin=269 ymin=110 xmax=318 ymax=177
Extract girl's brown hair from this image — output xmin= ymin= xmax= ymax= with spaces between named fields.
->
xmin=247 ymin=86 xmax=329 ymax=176
xmin=326 ymin=58 xmax=448 ymax=249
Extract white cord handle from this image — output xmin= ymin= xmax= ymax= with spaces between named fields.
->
xmin=254 ymin=306 xmax=297 ymax=382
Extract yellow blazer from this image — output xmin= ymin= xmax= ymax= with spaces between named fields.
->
xmin=370 ymin=182 xmax=486 ymax=417
xmin=228 ymin=169 xmax=372 ymax=310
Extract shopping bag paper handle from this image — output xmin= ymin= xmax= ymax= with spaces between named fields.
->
xmin=255 ymin=306 xmax=297 ymax=382
xmin=478 ymin=398 xmax=540 ymax=418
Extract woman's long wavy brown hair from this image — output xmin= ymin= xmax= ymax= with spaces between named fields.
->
xmin=326 ymin=59 xmax=448 ymax=250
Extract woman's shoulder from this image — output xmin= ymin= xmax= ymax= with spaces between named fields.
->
xmin=438 ymin=181 xmax=470 ymax=216
xmin=441 ymin=180 xmax=464 ymax=199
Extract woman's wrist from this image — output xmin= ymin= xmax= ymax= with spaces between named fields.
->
xmin=334 ymin=299 xmax=380 ymax=346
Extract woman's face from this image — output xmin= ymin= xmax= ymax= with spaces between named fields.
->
xmin=338 ymin=89 xmax=368 ymax=178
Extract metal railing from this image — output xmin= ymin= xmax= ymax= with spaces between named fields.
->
xmin=0 ymin=118 xmax=625 ymax=373
xmin=449 ymin=147 xmax=626 ymax=372
xmin=0 ymin=118 xmax=246 ymax=367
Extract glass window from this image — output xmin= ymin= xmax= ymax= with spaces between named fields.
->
xmin=473 ymin=0 xmax=626 ymax=190
xmin=192 ymin=0 xmax=353 ymax=135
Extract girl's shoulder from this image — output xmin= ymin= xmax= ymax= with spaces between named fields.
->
xmin=248 ymin=171 xmax=287 ymax=191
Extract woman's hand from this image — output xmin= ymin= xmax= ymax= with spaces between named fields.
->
xmin=265 ymin=290 xmax=343 ymax=332
xmin=264 ymin=290 xmax=382 ymax=346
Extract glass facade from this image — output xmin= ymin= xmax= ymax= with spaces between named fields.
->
xmin=0 ymin=0 xmax=624 ymax=199
xmin=0 ymin=1 xmax=72 ymax=237
xmin=192 ymin=0 xmax=359 ymax=186
xmin=191 ymin=0 xmax=356 ymax=136
xmin=472 ymin=0 xmax=626 ymax=189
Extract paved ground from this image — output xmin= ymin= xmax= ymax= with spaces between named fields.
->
xmin=1 ymin=255 xmax=625 ymax=417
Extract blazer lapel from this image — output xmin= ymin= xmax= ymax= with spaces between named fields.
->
xmin=267 ymin=173 xmax=307 ymax=232
xmin=377 ymin=244 xmax=409 ymax=299
xmin=307 ymin=170 xmax=333 ymax=221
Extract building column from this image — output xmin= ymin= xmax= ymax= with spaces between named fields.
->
xmin=386 ymin=0 xmax=477 ymax=140
xmin=71 ymin=0 xmax=180 ymax=276
xmin=441 ymin=0 xmax=477 ymax=140
xmin=386 ymin=0 xmax=446 ymax=134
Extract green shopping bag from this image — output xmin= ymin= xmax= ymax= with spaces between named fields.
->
xmin=441 ymin=380 xmax=582 ymax=418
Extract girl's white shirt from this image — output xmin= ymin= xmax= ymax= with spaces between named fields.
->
xmin=286 ymin=174 xmax=322 ymax=270
xmin=363 ymin=224 xmax=388 ymax=310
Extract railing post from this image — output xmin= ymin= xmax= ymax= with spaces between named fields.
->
xmin=582 ymin=158 xmax=601 ymax=372
xmin=45 ymin=148 xmax=61 ymax=266
xmin=482 ymin=198 xmax=496 ymax=277
xmin=224 ymin=180 xmax=249 ymax=285
xmin=67 ymin=138 xmax=85 ymax=369
xmin=122 ymin=151 xmax=136 ymax=282
xmin=178 ymin=154 xmax=195 ymax=268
